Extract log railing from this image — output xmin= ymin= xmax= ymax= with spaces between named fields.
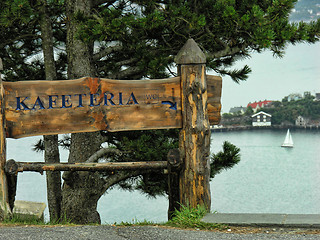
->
xmin=5 ymin=159 xmax=168 ymax=174
xmin=0 ymin=39 xmax=221 ymax=220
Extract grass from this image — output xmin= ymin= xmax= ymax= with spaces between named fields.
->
xmin=1 ymin=206 xmax=226 ymax=231
xmin=114 ymin=219 xmax=157 ymax=226
xmin=114 ymin=205 xmax=226 ymax=231
xmin=1 ymin=213 xmax=75 ymax=226
xmin=165 ymin=205 xmax=227 ymax=231
xmin=2 ymin=214 xmax=45 ymax=225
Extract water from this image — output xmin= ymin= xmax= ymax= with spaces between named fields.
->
xmin=210 ymin=129 xmax=320 ymax=215
xmin=6 ymin=129 xmax=320 ymax=223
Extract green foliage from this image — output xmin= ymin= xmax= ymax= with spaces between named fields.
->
xmin=245 ymin=106 xmax=254 ymax=116
xmin=263 ymin=95 xmax=320 ymax=124
xmin=1 ymin=0 xmax=320 ymax=82
xmin=166 ymin=205 xmax=226 ymax=230
xmin=3 ymin=213 xmax=75 ymax=226
xmin=224 ymin=94 xmax=320 ymax=126
xmin=1 ymin=0 xmax=319 ymax=199
xmin=210 ymin=141 xmax=241 ymax=178
xmin=2 ymin=214 xmax=45 ymax=225
xmin=102 ymin=129 xmax=179 ymax=197
xmin=0 ymin=0 xmax=66 ymax=82
xmin=114 ymin=219 xmax=156 ymax=226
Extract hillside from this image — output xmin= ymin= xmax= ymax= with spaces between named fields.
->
xmin=290 ymin=0 xmax=320 ymax=21
xmin=221 ymin=94 xmax=320 ymax=126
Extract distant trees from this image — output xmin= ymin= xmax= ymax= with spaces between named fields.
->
xmin=222 ymin=94 xmax=320 ymax=126
xmin=267 ymin=95 xmax=320 ymax=124
xmin=1 ymin=0 xmax=320 ymax=223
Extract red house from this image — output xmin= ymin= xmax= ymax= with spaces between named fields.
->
xmin=247 ymin=100 xmax=272 ymax=112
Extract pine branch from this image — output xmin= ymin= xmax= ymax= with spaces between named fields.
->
xmin=92 ymin=45 xmax=123 ymax=61
xmin=210 ymin=141 xmax=240 ymax=178
xmin=87 ymin=147 xmax=122 ymax=163
xmin=207 ymin=45 xmax=246 ymax=60
xmin=101 ymin=169 xmax=155 ymax=193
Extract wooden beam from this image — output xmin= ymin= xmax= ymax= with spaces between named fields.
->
xmin=207 ymin=75 xmax=222 ymax=124
xmin=4 ymin=159 xmax=168 ymax=174
xmin=4 ymin=77 xmax=182 ymax=138
xmin=3 ymin=76 xmax=221 ymax=139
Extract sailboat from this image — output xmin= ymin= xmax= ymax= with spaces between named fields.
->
xmin=281 ymin=129 xmax=294 ymax=148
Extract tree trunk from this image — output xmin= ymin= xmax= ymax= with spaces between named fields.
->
xmin=61 ymin=0 xmax=106 ymax=224
xmin=39 ymin=0 xmax=62 ymax=222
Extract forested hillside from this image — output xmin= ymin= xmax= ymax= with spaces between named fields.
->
xmin=290 ymin=0 xmax=320 ymax=21
xmin=262 ymin=95 xmax=320 ymax=125
xmin=221 ymin=94 xmax=320 ymax=126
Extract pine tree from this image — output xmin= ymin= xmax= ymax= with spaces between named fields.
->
xmin=0 ymin=0 xmax=319 ymax=223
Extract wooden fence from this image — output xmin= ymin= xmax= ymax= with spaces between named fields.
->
xmin=0 ymin=39 xmax=222 ymax=219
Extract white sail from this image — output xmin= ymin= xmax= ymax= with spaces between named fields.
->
xmin=281 ymin=129 xmax=294 ymax=148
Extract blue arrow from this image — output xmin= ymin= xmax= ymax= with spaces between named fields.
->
xmin=162 ymin=101 xmax=177 ymax=110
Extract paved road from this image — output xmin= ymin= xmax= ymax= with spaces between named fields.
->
xmin=0 ymin=225 xmax=319 ymax=240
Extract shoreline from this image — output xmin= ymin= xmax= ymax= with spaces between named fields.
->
xmin=211 ymin=125 xmax=320 ymax=132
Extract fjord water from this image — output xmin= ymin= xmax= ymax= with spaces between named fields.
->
xmin=7 ymin=129 xmax=320 ymax=223
xmin=210 ymin=129 xmax=320 ymax=215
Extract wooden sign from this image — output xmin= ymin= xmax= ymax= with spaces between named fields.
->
xmin=3 ymin=75 xmax=221 ymax=139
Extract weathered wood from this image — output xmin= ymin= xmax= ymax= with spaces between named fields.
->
xmin=4 ymin=160 xmax=18 ymax=210
xmin=3 ymin=75 xmax=221 ymax=138
xmin=176 ymin=39 xmax=211 ymax=211
xmin=0 ymin=61 xmax=12 ymax=218
xmin=167 ymin=149 xmax=181 ymax=220
xmin=4 ymin=77 xmax=181 ymax=138
xmin=207 ymin=75 xmax=222 ymax=124
xmin=5 ymin=173 xmax=17 ymax=211
xmin=4 ymin=160 xmax=168 ymax=174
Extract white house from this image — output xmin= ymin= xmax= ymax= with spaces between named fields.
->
xmin=251 ymin=111 xmax=272 ymax=126
xmin=295 ymin=116 xmax=309 ymax=126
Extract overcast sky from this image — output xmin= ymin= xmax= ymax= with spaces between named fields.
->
xmin=213 ymin=42 xmax=320 ymax=113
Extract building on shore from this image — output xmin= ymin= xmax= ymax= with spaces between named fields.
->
xmin=295 ymin=116 xmax=309 ymax=126
xmin=229 ymin=106 xmax=247 ymax=114
xmin=247 ymin=100 xmax=273 ymax=113
xmin=251 ymin=111 xmax=272 ymax=126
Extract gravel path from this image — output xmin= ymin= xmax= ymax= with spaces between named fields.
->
xmin=0 ymin=225 xmax=319 ymax=240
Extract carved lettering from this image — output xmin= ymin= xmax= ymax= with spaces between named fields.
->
xmin=32 ymin=96 xmax=45 ymax=110
xmin=75 ymin=94 xmax=86 ymax=107
xmin=48 ymin=95 xmax=59 ymax=109
xmin=15 ymin=91 xmax=141 ymax=111
xmin=127 ymin=92 xmax=138 ymax=105
xmin=89 ymin=93 xmax=101 ymax=107
xmin=104 ymin=93 xmax=115 ymax=106
xmin=16 ymin=97 xmax=30 ymax=110
xmin=61 ymin=95 xmax=72 ymax=108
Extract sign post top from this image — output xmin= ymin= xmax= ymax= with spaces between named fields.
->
xmin=175 ymin=39 xmax=206 ymax=65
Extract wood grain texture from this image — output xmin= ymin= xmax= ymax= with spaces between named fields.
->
xmin=3 ymin=76 xmax=221 ymax=138
xmin=178 ymin=64 xmax=211 ymax=211
xmin=5 ymin=160 xmax=168 ymax=174
xmin=207 ymin=75 xmax=222 ymax=124
xmin=4 ymin=77 xmax=181 ymax=138
xmin=0 ymin=80 xmax=11 ymax=217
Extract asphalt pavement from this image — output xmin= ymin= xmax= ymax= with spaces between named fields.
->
xmin=0 ymin=213 xmax=320 ymax=240
xmin=202 ymin=213 xmax=320 ymax=228
xmin=0 ymin=225 xmax=320 ymax=240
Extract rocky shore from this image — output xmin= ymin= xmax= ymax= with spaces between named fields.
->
xmin=211 ymin=125 xmax=320 ymax=132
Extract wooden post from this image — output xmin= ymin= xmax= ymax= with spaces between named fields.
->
xmin=175 ymin=39 xmax=211 ymax=211
xmin=167 ymin=149 xmax=181 ymax=219
xmin=0 ymin=58 xmax=12 ymax=219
